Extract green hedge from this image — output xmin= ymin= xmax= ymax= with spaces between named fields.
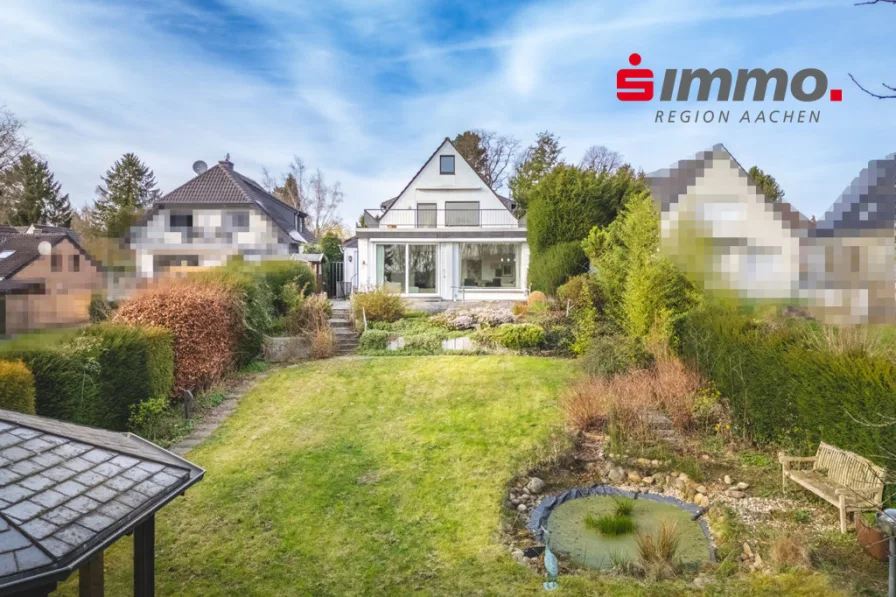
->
xmin=528 ymin=241 xmax=590 ymax=295
xmin=679 ymin=303 xmax=896 ymax=460
xmin=80 ymin=325 xmax=174 ymax=430
xmin=191 ymin=266 xmax=274 ymax=366
xmin=0 ymin=325 xmax=174 ymax=431
xmin=0 ymin=360 xmax=36 ymax=414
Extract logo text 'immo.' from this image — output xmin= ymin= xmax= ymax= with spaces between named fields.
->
xmin=617 ymin=54 xmax=842 ymax=103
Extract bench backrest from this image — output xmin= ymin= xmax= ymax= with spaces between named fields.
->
xmin=814 ymin=442 xmax=886 ymax=495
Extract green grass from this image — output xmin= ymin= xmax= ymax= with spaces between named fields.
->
xmin=613 ymin=497 xmax=635 ymax=516
xmin=55 ymin=356 xmax=849 ymax=596
xmin=586 ymin=512 xmax=636 ymax=536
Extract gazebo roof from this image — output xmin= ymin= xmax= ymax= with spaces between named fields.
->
xmin=0 ymin=409 xmax=204 ymax=593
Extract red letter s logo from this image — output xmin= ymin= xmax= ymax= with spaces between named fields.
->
xmin=617 ymin=53 xmax=653 ymax=102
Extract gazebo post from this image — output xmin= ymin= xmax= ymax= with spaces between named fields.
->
xmin=78 ymin=551 xmax=104 ymax=597
xmin=134 ymin=515 xmax=155 ymax=597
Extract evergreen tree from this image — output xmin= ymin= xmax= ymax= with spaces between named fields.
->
xmin=508 ymin=131 xmax=563 ymax=214
xmin=748 ymin=165 xmax=785 ymax=203
xmin=2 ymin=155 xmax=71 ymax=226
xmin=92 ymin=153 xmax=160 ymax=237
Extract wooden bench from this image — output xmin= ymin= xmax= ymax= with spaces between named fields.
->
xmin=779 ymin=442 xmax=885 ymax=533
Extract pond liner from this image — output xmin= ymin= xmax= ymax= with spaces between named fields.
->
xmin=526 ymin=483 xmax=715 ymax=562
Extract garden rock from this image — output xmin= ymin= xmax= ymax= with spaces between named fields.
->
xmin=526 ymin=478 xmax=545 ymax=494
xmin=608 ymin=467 xmax=625 ymax=483
xmin=724 ymin=475 xmax=732 ymax=485
xmin=696 ymin=485 xmax=707 ymax=494
xmin=628 ymin=471 xmax=642 ymax=484
xmin=736 ymin=482 xmax=750 ymax=490
xmin=726 ymin=489 xmax=746 ymax=499
xmin=695 ymin=493 xmax=710 ymax=508
xmin=517 ymin=503 xmax=528 ymax=513
xmin=642 ymin=476 xmax=653 ymax=485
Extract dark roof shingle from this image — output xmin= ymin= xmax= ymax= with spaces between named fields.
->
xmin=0 ymin=410 xmax=203 ymax=592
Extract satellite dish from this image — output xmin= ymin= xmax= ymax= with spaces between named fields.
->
xmin=192 ymin=160 xmax=208 ymax=175
xmin=38 ymin=241 xmax=51 ymax=256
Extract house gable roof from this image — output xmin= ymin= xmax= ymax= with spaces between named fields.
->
xmin=149 ymin=160 xmax=311 ymax=241
xmin=647 ymin=143 xmax=815 ymax=235
xmin=378 ymin=138 xmax=517 ymax=218
xmin=813 ymin=155 xmax=896 ymax=238
xmin=0 ymin=233 xmax=103 ymax=280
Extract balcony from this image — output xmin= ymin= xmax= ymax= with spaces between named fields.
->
xmin=362 ymin=208 xmax=523 ymax=229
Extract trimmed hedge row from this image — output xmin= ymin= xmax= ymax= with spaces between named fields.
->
xmin=0 ymin=325 xmax=174 ymax=430
xmin=679 ymin=303 xmax=896 ymax=460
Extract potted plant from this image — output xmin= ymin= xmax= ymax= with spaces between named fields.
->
xmin=856 ymin=511 xmax=889 ymax=561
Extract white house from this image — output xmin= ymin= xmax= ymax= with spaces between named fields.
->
xmin=129 ymin=157 xmax=317 ymax=277
xmin=648 ymin=144 xmax=896 ymax=324
xmin=355 ymin=138 xmax=529 ymax=301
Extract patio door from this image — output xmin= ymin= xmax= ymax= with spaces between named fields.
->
xmin=376 ymin=243 xmax=438 ymax=295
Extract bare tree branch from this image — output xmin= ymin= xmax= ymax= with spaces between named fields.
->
xmin=849 ymin=73 xmax=896 ymax=99
xmin=478 ymin=130 xmax=520 ymax=191
xmin=0 ymin=105 xmax=31 ymax=173
xmin=579 ymin=145 xmax=624 ymax=174
xmin=855 ymin=0 xmax=896 ymax=5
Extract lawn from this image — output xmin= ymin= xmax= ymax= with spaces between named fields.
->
xmin=56 ymin=356 xmax=843 ymax=596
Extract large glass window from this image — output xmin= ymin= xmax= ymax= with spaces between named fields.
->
xmin=409 ymin=245 xmax=437 ymax=294
xmin=376 ymin=244 xmax=406 ymax=293
xmin=460 ymin=243 xmax=518 ymax=288
xmin=445 ymin=201 xmax=480 ymax=227
xmin=376 ymin=244 xmax=438 ymax=294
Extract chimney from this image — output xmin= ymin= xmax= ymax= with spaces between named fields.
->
xmin=219 ymin=153 xmax=233 ymax=169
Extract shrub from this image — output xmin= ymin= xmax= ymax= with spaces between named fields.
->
xmin=613 ymin=496 xmax=635 ymax=516
xmin=557 ymin=274 xmax=600 ymax=311
xmin=309 ymin=329 xmax=334 ymax=359
xmin=403 ymin=333 xmax=444 ymax=352
xmin=258 ymin=259 xmax=316 ymax=313
xmin=284 ymin=291 xmax=332 ymax=335
xmin=79 ymin=324 xmax=175 ymax=430
xmin=359 ymin=329 xmax=390 ymax=351
xmin=191 ymin=266 xmax=274 ymax=366
xmin=350 ymin=287 xmax=405 ymax=328
xmin=528 ymin=241 xmax=590 ymax=296
xmin=512 ymin=302 xmax=528 ymax=317
xmin=88 ymin=294 xmax=114 ymax=323
xmin=561 ymin=357 xmax=703 ymax=436
xmin=495 ymin=323 xmax=545 ymax=351
xmin=0 ymin=333 xmax=97 ymax=421
xmin=527 ymin=291 xmax=547 ymax=307
xmin=0 ymin=360 xmax=36 ymax=414
xmin=679 ymin=301 xmax=896 ymax=454
xmin=114 ymin=279 xmax=242 ymax=393
xmin=527 ymin=164 xmax=644 ymax=254
xmin=432 ymin=306 xmax=516 ymax=331
xmin=580 ymin=334 xmax=652 ymax=379
xmin=586 ymin=512 xmax=635 ymax=536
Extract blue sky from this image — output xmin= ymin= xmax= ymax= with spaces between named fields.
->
xmin=0 ymin=0 xmax=893 ymax=225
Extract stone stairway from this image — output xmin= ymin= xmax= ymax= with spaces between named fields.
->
xmin=330 ymin=305 xmax=359 ymax=356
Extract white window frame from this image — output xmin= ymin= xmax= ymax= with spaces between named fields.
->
xmin=375 ymin=242 xmax=440 ymax=296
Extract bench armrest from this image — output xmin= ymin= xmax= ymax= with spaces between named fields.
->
xmin=778 ymin=453 xmax=817 ymax=469
xmin=834 ymin=487 xmax=881 ymax=500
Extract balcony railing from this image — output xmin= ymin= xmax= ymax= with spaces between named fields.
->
xmin=158 ymin=228 xmax=240 ymax=244
xmin=362 ymin=208 xmax=522 ymax=229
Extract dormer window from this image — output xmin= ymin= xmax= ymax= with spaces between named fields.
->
xmin=439 ymin=155 xmax=455 ymax=175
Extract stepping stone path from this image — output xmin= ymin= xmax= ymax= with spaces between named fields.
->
xmin=330 ymin=301 xmax=359 ymax=356
xmin=642 ymin=408 xmax=685 ymax=447
xmin=170 ymin=371 xmax=271 ymax=457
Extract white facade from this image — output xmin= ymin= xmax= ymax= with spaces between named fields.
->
xmin=356 ymin=139 xmax=529 ymax=301
xmin=131 ymin=205 xmax=297 ymax=276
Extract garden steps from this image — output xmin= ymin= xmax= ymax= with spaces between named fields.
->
xmin=329 ymin=309 xmax=359 ymax=355
xmin=642 ymin=409 xmax=685 ymax=447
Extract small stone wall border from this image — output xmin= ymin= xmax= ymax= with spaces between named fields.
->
xmin=526 ymin=483 xmax=716 ymax=563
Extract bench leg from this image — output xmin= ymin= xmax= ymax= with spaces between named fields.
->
xmin=839 ymin=495 xmax=848 ymax=534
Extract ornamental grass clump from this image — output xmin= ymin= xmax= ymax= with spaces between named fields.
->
xmin=585 ymin=512 xmax=635 ymax=536
xmin=350 ymin=287 xmax=406 ymax=329
xmin=636 ymin=522 xmax=682 ymax=580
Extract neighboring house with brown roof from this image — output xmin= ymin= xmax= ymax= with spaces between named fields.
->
xmin=128 ymin=156 xmax=318 ymax=277
xmin=0 ymin=228 xmax=103 ymax=336
xmin=648 ymin=144 xmax=896 ymax=325
xmin=356 ymin=138 xmax=529 ymax=301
